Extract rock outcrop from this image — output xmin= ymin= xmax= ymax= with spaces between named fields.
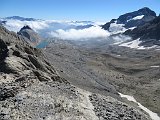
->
xmin=18 ymin=25 xmax=42 ymax=46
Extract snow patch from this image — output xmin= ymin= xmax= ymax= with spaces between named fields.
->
xmin=150 ymin=66 xmax=160 ymax=68
xmin=132 ymin=15 xmax=144 ymax=20
xmin=119 ymin=39 xmax=159 ymax=50
xmin=119 ymin=38 xmax=142 ymax=49
xmin=146 ymin=45 xmax=159 ymax=49
xmin=116 ymin=55 xmax=121 ymax=57
xmin=119 ymin=93 xmax=160 ymax=120
xmin=127 ymin=15 xmax=144 ymax=22
xmin=128 ymin=27 xmax=137 ymax=30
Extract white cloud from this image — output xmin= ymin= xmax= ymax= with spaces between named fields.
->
xmin=2 ymin=19 xmax=110 ymax=40
xmin=112 ymin=34 xmax=131 ymax=44
xmin=2 ymin=19 xmax=98 ymax=32
xmin=109 ymin=22 xmax=126 ymax=34
xmin=49 ymin=26 xmax=110 ymax=40
xmin=3 ymin=20 xmax=49 ymax=32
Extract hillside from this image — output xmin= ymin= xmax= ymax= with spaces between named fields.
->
xmin=0 ymin=26 xmax=152 ymax=120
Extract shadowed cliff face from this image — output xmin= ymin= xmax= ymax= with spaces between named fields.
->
xmin=117 ymin=7 xmax=156 ymax=24
xmin=0 ymin=39 xmax=8 ymax=62
xmin=124 ymin=16 xmax=160 ymax=47
xmin=0 ymin=25 xmax=152 ymax=120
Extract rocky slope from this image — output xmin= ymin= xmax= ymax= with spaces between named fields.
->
xmin=45 ymin=39 xmax=160 ymax=118
xmin=102 ymin=7 xmax=156 ymax=32
xmin=0 ymin=26 xmax=152 ymax=120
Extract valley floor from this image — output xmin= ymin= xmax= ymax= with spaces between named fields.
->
xmin=44 ymin=40 xmax=160 ymax=117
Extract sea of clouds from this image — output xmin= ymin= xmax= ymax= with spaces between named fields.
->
xmin=1 ymin=19 xmax=131 ymax=43
xmin=2 ymin=19 xmax=111 ymax=40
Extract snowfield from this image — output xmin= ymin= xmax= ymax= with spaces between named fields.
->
xmin=119 ymin=93 xmax=160 ymax=120
xmin=119 ymin=39 xmax=159 ymax=50
xmin=127 ymin=15 xmax=144 ymax=22
xmin=150 ymin=66 xmax=160 ymax=68
xmin=119 ymin=38 xmax=144 ymax=49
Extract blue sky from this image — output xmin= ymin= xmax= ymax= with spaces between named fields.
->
xmin=0 ymin=0 xmax=160 ymax=21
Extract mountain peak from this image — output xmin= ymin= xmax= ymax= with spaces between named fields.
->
xmin=102 ymin=7 xmax=156 ymax=30
xmin=18 ymin=25 xmax=42 ymax=46
xmin=20 ymin=25 xmax=32 ymax=31
xmin=117 ymin=7 xmax=156 ymax=24
xmin=138 ymin=7 xmax=156 ymax=16
xmin=139 ymin=7 xmax=152 ymax=11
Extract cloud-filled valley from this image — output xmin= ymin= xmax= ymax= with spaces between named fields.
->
xmin=1 ymin=19 xmax=111 ymax=40
xmin=49 ymin=26 xmax=110 ymax=40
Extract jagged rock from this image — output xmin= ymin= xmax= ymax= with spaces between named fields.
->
xmin=12 ymin=50 xmax=21 ymax=57
xmin=0 ymin=87 xmax=18 ymax=101
xmin=33 ymin=70 xmax=51 ymax=81
xmin=20 ymin=25 xmax=32 ymax=31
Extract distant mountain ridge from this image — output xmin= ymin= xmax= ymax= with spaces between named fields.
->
xmin=102 ymin=7 xmax=156 ymax=32
xmin=5 ymin=16 xmax=37 ymax=21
